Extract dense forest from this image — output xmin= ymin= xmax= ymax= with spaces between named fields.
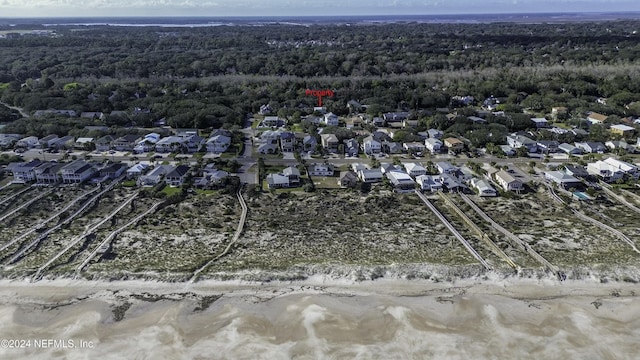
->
xmin=1 ymin=20 xmax=640 ymax=139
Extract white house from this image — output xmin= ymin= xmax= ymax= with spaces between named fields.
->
xmin=323 ymin=112 xmax=339 ymax=126
xmin=155 ymin=136 xmax=185 ymax=153
xmin=362 ymin=136 xmax=382 ymax=155
xmin=416 ymin=175 xmax=443 ymax=192
xmin=308 ymin=163 xmax=334 ymax=176
xmin=403 ymin=162 xmax=427 ymax=177
xmin=358 ymin=169 xmax=383 ymax=183
xmin=494 ymin=170 xmax=523 ymax=192
xmin=471 ymin=178 xmax=497 ymax=197
xmin=206 ymin=134 xmax=231 ymax=153
xmin=16 ymin=136 xmax=39 ymax=149
xmin=126 ymin=163 xmax=150 ymax=179
xmin=507 ymin=134 xmax=538 ymax=153
xmin=436 ymin=162 xmax=459 ymax=175
xmin=559 ymin=143 xmax=582 ymax=155
xmin=424 ymin=138 xmax=443 ymax=154
xmin=386 ymin=171 xmax=416 ymax=193
xmin=575 ymin=142 xmax=606 ymax=154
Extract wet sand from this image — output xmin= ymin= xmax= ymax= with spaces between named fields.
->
xmin=0 ymin=276 xmax=639 ymax=359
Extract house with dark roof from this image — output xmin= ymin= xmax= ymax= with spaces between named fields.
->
xmin=95 ymin=135 xmax=115 ymax=152
xmin=112 ymin=135 xmax=142 ymax=152
xmin=11 ymin=159 xmax=42 ymax=183
xmin=165 ymin=165 xmax=191 ymax=187
xmin=61 ymin=160 xmax=97 ymax=183
xmin=35 ymin=161 xmax=64 ymax=184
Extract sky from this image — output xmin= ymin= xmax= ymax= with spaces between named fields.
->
xmin=1 ymin=0 xmax=639 ymax=17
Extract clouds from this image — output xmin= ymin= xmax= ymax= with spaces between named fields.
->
xmin=0 ymin=0 xmax=639 ymax=17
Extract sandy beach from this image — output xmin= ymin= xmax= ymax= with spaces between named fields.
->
xmin=0 ymin=274 xmax=639 ymax=359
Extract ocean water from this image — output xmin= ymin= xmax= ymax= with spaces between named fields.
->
xmin=1 ymin=12 xmax=640 ymax=27
xmin=1 ymin=285 xmax=638 ymax=360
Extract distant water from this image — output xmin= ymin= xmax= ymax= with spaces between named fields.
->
xmin=1 ymin=12 xmax=640 ymax=27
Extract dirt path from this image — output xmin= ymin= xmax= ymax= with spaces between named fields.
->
xmin=0 ymin=101 xmax=29 ymax=118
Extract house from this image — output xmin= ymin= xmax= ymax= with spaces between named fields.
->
xmin=61 ymin=160 xmax=97 ymax=184
xmin=39 ymin=135 xmax=60 ymax=149
xmin=468 ymin=116 xmax=487 ymax=124
xmin=471 ymin=178 xmax=497 ymax=197
xmin=494 ymin=170 xmax=523 ymax=192
xmin=416 ymin=175 xmax=443 ymax=192
xmin=343 ymin=138 xmax=359 ymax=157
xmin=16 ymin=136 xmax=39 ymax=149
xmin=0 ymin=134 xmax=21 ymax=149
xmin=302 ymin=135 xmax=318 ymax=152
xmin=386 ymin=171 xmax=416 ymax=193
xmin=531 ymin=118 xmax=549 ymax=128
xmin=99 ymin=163 xmax=128 ymax=179
xmin=403 ymin=142 xmax=426 ymax=153
xmin=380 ymin=163 xmax=401 ymax=174
xmin=561 ymin=165 xmax=588 ymax=179
xmin=95 ymin=135 xmax=115 ymax=152
xmin=427 ymin=129 xmax=443 ymax=139
xmin=605 ymin=140 xmax=632 ymax=152
xmin=259 ymin=104 xmax=272 ymax=115
xmin=155 ymin=136 xmax=185 ymax=153
xmin=372 ymin=131 xmax=393 ymax=143
xmin=282 ymin=166 xmax=301 ymax=186
xmin=544 ymin=171 xmax=582 ymax=190
xmin=34 ymin=161 xmax=64 ymax=184
xmin=587 ymin=112 xmax=608 ymax=124
xmin=11 ymin=159 xmax=42 ymax=183
xmin=127 ymin=163 xmax=150 ymax=179
xmin=206 ymin=134 xmax=231 ymax=153
xmin=424 ymin=138 xmax=443 ymax=154
xmin=323 ymin=112 xmax=339 ymax=126
xmin=403 ymin=163 xmax=427 ymax=177
xmin=571 ymin=128 xmax=589 ymax=137
xmin=361 ymin=136 xmax=381 ymax=155
xmin=575 ymin=142 xmax=606 ymax=154
xmin=371 ymin=117 xmax=385 ymax=127
xmin=258 ymin=143 xmax=278 ymax=154
xmin=586 ymin=160 xmax=625 ymax=182
xmin=51 ymin=135 xmax=75 ymax=150
xmin=559 ymin=143 xmax=582 ymax=155
xmin=134 ymin=133 xmax=161 ymax=153
xmin=266 ymin=173 xmax=290 ymax=189
xmin=444 ymin=137 xmax=464 ymax=153
xmin=338 ymin=171 xmax=359 ymax=188
xmin=537 ymin=140 xmax=559 ymax=154
xmin=358 ymin=169 xmax=383 ymax=183
xmin=320 ymin=134 xmax=339 ymax=153
xmin=436 ymin=162 xmax=459 ymax=175
xmin=181 ymin=133 xmax=205 ymax=153
xmin=385 ymin=142 xmax=404 ymax=154
xmin=74 ymin=137 xmax=94 ymax=150
xmin=500 ymin=145 xmax=516 ymax=156
xmin=610 ymin=124 xmax=635 ymax=136
xmin=440 ymin=173 xmax=465 ymax=192
xmin=112 ymin=135 xmax=141 ymax=152
xmin=507 ymin=135 xmax=538 ymax=153
xmin=80 ymin=111 xmax=105 ymax=121
xmin=138 ymin=165 xmax=174 ymax=186
xmin=308 ymin=163 xmax=335 ymax=176
xmin=602 ymin=157 xmax=638 ymax=179
xmin=279 ymin=132 xmax=295 ymax=153
xmin=262 ymin=116 xmax=284 ymax=127
xmin=383 ymin=112 xmax=409 ymax=122
xmin=403 ymin=119 xmax=419 ymax=128
xmin=165 ymin=165 xmax=191 ymax=187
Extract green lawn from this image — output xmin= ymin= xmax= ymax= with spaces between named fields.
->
xmin=161 ymin=186 xmax=182 ymax=196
